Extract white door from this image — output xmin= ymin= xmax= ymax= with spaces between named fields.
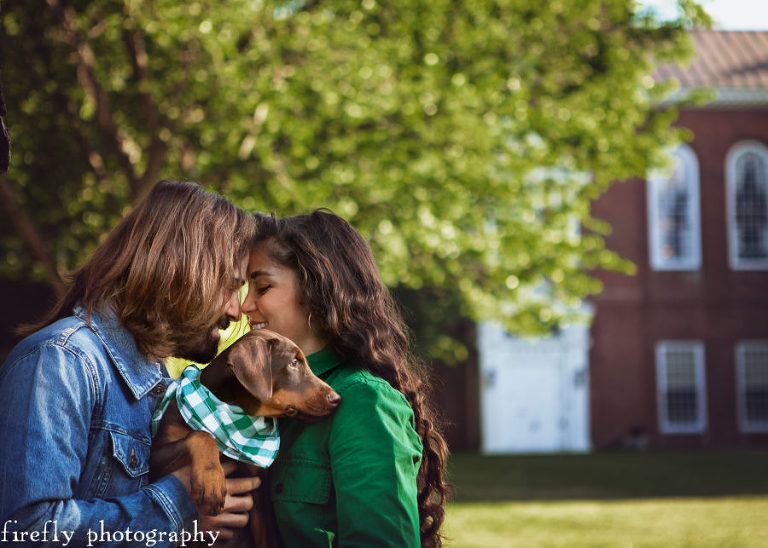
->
xmin=479 ymin=323 xmax=590 ymax=453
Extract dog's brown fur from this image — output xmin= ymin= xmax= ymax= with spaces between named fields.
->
xmin=150 ymin=329 xmax=341 ymax=547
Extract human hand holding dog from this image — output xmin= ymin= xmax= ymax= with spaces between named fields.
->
xmin=200 ymin=461 xmax=262 ymax=541
xmin=173 ymin=461 xmax=262 ymax=540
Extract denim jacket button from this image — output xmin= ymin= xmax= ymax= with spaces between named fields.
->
xmin=130 ymin=448 xmax=138 ymax=468
xmin=152 ymin=384 xmax=166 ymax=396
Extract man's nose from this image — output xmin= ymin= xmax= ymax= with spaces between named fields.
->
xmin=224 ymin=290 xmax=242 ymax=319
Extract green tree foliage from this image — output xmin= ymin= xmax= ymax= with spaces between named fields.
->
xmin=0 ymin=0 xmax=708 ymax=358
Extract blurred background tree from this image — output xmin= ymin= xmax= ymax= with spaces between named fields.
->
xmin=0 ymin=0 xmax=709 ymax=361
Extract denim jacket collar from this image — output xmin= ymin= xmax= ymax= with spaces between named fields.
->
xmin=74 ymin=305 xmax=164 ymax=400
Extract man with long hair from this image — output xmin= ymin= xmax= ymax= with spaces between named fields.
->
xmin=0 ymin=180 xmax=258 ymax=545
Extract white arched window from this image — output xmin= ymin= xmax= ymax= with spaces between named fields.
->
xmin=727 ymin=141 xmax=768 ymax=270
xmin=647 ymin=144 xmax=702 ymax=270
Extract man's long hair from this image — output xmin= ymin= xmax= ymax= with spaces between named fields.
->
xmin=253 ymin=210 xmax=450 ymax=547
xmin=23 ymin=180 xmax=256 ymax=360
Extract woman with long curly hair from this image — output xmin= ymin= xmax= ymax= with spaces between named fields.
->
xmin=241 ymin=209 xmax=449 ymax=547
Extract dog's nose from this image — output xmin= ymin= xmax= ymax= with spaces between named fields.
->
xmin=327 ymin=391 xmax=342 ymax=406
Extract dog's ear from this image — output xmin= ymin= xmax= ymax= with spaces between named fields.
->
xmin=227 ymin=337 xmax=273 ymax=404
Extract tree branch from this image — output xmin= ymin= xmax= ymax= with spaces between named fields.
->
xmin=0 ymin=76 xmax=10 ymax=174
xmin=0 ymin=177 xmax=66 ymax=297
xmin=122 ymin=24 xmax=168 ymax=202
xmin=45 ymin=0 xmax=140 ymax=195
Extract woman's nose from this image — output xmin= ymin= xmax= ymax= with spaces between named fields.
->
xmin=241 ymin=287 xmax=256 ymax=315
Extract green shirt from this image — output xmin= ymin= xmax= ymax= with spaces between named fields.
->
xmin=269 ymin=347 xmax=423 ymax=547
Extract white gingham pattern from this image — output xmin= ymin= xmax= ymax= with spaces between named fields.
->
xmin=151 ymin=365 xmax=280 ymax=467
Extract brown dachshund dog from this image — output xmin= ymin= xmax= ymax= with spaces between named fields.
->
xmin=150 ymin=329 xmax=341 ymax=547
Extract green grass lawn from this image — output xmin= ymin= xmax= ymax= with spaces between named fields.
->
xmin=443 ymin=451 xmax=768 ymax=547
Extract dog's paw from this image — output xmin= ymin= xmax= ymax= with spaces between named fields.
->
xmin=191 ymin=461 xmax=227 ymax=515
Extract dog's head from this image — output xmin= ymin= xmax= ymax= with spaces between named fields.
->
xmin=200 ymin=329 xmax=341 ymax=420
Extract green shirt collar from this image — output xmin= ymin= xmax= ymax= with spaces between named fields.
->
xmin=307 ymin=346 xmax=343 ymax=376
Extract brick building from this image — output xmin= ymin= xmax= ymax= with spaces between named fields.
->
xmin=589 ymin=31 xmax=768 ymax=449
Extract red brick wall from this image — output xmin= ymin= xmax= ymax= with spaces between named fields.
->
xmin=589 ymin=107 xmax=768 ymax=449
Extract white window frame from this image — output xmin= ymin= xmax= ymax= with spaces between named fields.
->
xmin=656 ymin=340 xmax=707 ymax=434
xmin=726 ymin=141 xmax=768 ymax=270
xmin=647 ymin=144 xmax=702 ymax=271
xmin=736 ymin=341 xmax=768 ymax=433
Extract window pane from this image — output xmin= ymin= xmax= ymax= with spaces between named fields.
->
xmin=741 ymin=343 xmax=768 ymax=426
xmin=658 ymin=162 xmax=691 ymax=260
xmin=657 ymin=342 xmax=705 ymax=433
xmin=648 ymin=145 xmax=700 ymax=270
xmin=745 ymin=389 xmax=768 ymax=423
xmin=735 ymin=153 xmax=768 ymax=260
xmin=666 ymin=389 xmax=698 ymax=423
xmin=666 ymin=348 xmax=696 ymax=387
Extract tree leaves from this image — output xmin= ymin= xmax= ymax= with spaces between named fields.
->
xmin=0 ymin=0 xmax=707 ymax=354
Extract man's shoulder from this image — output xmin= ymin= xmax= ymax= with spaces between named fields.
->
xmin=0 ymin=316 xmax=112 ymax=397
xmin=7 ymin=315 xmax=104 ymax=364
xmin=37 ymin=315 xmax=98 ymax=345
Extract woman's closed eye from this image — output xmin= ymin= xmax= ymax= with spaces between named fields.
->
xmin=256 ymin=284 xmax=271 ymax=295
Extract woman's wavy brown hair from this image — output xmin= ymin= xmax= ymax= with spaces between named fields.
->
xmin=253 ymin=209 xmax=450 ymax=547
xmin=23 ymin=180 xmax=256 ymax=360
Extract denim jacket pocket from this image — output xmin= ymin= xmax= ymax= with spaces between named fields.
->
xmin=271 ymin=460 xmax=331 ymax=505
xmin=86 ymin=429 xmax=151 ymax=498
xmin=109 ymin=430 xmax=150 ymax=478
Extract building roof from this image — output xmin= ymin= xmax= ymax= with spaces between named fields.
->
xmin=656 ymin=30 xmax=768 ymax=105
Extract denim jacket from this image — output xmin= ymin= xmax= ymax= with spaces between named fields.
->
xmin=0 ymin=306 xmax=197 ymax=546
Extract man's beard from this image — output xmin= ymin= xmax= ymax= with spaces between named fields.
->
xmin=174 ymin=315 xmax=232 ymax=364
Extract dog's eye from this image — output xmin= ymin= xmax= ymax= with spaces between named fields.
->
xmin=289 ymin=358 xmax=299 ymax=368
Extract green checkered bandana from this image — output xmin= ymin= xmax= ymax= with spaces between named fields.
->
xmin=151 ymin=365 xmax=280 ymax=468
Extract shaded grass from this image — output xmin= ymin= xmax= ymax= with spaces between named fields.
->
xmin=443 ymin=496 xmax=768 ymax=547
xmin=446 ymin=451 xmax=768 ymax=502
